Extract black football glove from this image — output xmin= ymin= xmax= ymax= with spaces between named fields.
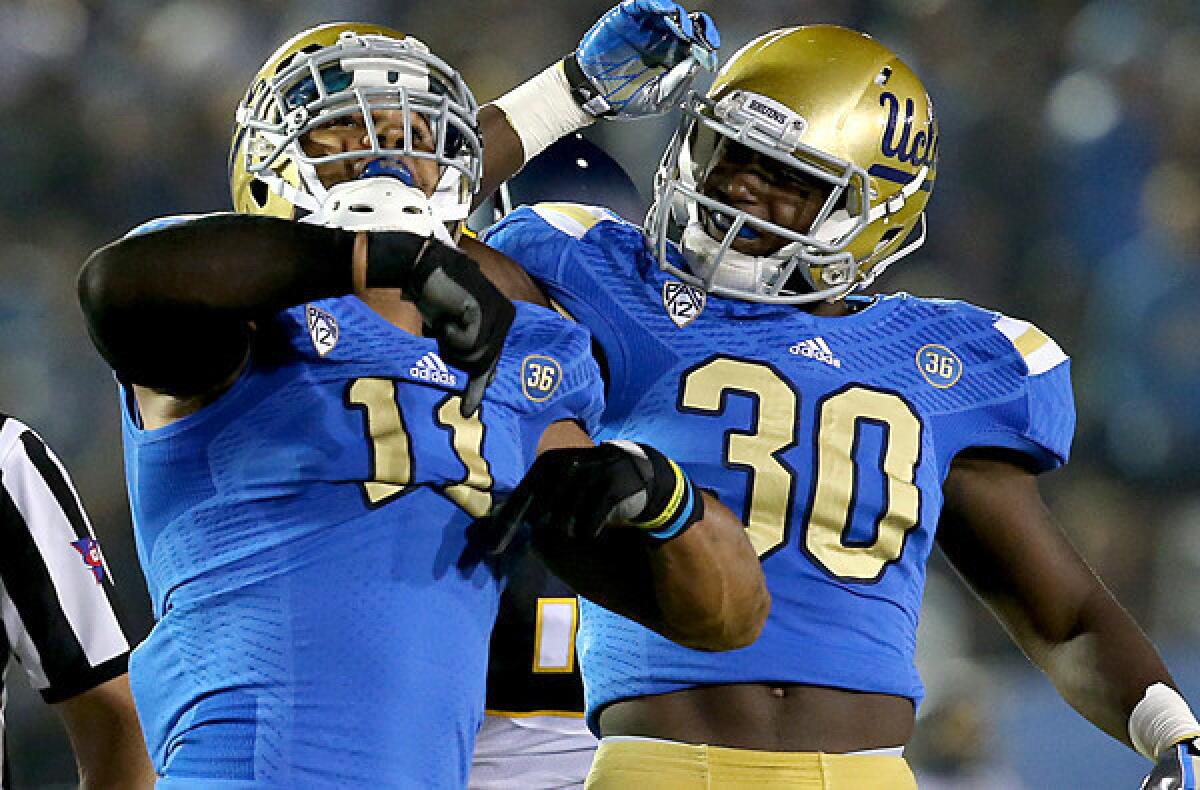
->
xmin=476 ymin=440 xmax=703 ymax=555
xmin=367 ymin=232 xmax=515 ymax=416
xmin=1141 ymin=738 xmax=1200 ymax=790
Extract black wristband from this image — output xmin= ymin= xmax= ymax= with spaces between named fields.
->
xmin=365 ymin=231 xmax=481 ymax=299
xmin=629 ymin=443 xmax=705 ymax=544
xmin=562 ymin=53 xmax=613 ymax=117
xmin=407 ymin=237 xmax=476 ymax=294
xmin=363 ymin=231 xmax=430 ymax=290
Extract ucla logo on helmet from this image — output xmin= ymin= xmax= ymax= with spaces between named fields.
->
xmin=522 ymin=355 xmax=563 ymax=402
xmin=916 ymin=344 xmax=962 ymax=388
xmin=879 ymin=91 xmax=937 ymax=170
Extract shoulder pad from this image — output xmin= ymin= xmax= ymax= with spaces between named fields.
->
xmin=529 ymin=202 xmax=622 ymax=240
xmin=992 ymin=315 xmax=1068 ymax=375
xmin=507 ymin=303 xmax=592 ymax=360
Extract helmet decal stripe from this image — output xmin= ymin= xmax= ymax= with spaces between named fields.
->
xmin=867 ymin=163 xmax=934 ymax=191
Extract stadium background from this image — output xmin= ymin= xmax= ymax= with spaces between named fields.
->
xmin=0 ymin=0 xmax=1196 ymax=786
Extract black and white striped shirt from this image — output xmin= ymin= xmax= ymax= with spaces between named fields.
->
xmin=0 ymin=414 xmax=130 ymax=786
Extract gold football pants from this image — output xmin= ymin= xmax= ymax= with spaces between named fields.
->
xmin=585 ymin=737 xmax=917 ymax=789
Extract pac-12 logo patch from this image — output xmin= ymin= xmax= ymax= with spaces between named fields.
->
xmin=522 ymin=355 xmax=563 ymax=402
xmin=662 ymin=281 xmax=706 ymax=328
xmin=71 ymin=538 xmax=106 ymax=584
xmin=306 ymin=304 xmax=339 ymax=356
xmin=916 ymin=344 xmax=963 ymax=388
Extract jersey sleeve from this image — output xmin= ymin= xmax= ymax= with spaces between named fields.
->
xmin=485 ymin=204 xmax=649 ymax=417
xmin=483 ymin=203 xmax=626 ymax=294
xmin=545 ymin=342 xmax=605 ymax=436
xmin=0 ymin=417 xmax=130 ymax=703
xmin=509 ymin=309 xmax=605 ymax=436
xmin=986 ymin=316 xmax=1076 ymax=471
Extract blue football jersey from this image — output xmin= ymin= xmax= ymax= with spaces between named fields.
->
xmin=484 ymin=203 xmax=1075 ymax=733
xmin=118 ymin=251 xmax=603 ymax=786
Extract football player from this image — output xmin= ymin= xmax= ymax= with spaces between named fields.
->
xmin=470 ymin=135 xmax=645 ymax=790
xmin=480 ymin=25 xmax=1200 ymax=790
xmin=76 ymin=15 xmax=766 ymax=789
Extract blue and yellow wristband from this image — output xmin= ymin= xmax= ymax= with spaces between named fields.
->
xmin=627 ymin=443 xmax=705 ymax=544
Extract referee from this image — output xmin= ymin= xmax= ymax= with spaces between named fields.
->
xmin=0 ymin=413 xmax=153 ymax=788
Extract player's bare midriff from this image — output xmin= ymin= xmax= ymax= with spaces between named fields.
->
xmin=597 ymin=683 xmax=915 ymax=752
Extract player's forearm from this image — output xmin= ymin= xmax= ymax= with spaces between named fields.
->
xmin=79 ymin=215 xmax=464 ymax=394
xmin=475 ymin=105 xmax=528 ymax=208
xmin=59 ymin=676 xmax=156 ymax=789
xmin=80 ymin=214 xmax=356 ymax=324
xmin=647 ymin=492 xmax=769 ymax=651
xmin=1012 ymin=585 xmax=1174 ymax=748
xmin=78 ymin=214 xmax=356 ymax=392
xmin=939 ymin=454 xmax=1176 ymax=748
xmin=533 ymin=527 xmax=765 ymax=651
xmin=514 ymin=438 xmax=767 ymax=650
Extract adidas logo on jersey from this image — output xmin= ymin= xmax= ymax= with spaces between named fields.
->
xmin=410 ymin=352 xmax=458 ymax=387
xmin=789 ymin=337 xmax=842 ymax=368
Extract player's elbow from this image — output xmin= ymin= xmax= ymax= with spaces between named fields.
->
xmin=672 ymin=577 xmax=771 ymax=652
xmin=717 ymin=575 xmax=771 ymax=650
xmin=78 ymin=244 xmax=143 ymax=367
xmin=78 ymin=242 xmax=133 ymax=331
xmin=734 ymin=578 xmax=771 ymax=647
xmin=78 ymin=247 xmax=107 ymax=318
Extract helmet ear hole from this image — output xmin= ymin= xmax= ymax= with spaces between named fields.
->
xmin=250 ymin=179 xmax=269 ymax=208
xmin=842 ymin=182 xmax=861 ymax=217
xmin=669 ymin=191 xmax=689 ymax=229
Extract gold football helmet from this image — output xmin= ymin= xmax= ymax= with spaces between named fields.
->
xmin=646 ymin=25 xmax=938 ymax=303
xmin=228 ymin=22 xmax=482 ymax=232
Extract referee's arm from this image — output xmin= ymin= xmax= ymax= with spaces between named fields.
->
xmin=0 ymin=416 xmax=154 ymax=788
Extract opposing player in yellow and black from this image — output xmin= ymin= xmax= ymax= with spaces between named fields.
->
xmin=471 ymin=134 xmax=647 ymax=790
xmin=482 ymin=25 xmax=1200 ymax=789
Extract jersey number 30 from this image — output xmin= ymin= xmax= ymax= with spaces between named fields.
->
xmin=681 ymin=358 xmax=922 ymax=583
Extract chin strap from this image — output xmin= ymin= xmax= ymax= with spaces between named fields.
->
xmin=680 ymin=223 xmax=759 ymax=290
xmin=308 ymin=176 xmax=457 ymax=245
